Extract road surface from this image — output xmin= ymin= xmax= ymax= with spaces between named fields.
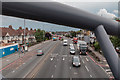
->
xmin=2 ymin=38 xmax=110 ymax=79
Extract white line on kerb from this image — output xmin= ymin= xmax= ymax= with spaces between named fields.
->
xmin=51 ymin=75 xmax=54 ymax=78
xmin=86 ymin=58 xmax=89 ymax=61
xmin=90 ymin=75 xmax=92 ymax=78
xmin=85 ymin=66 xmax=89 ymax=72
xmin=55 ymin=65 xmax=56 ymax=68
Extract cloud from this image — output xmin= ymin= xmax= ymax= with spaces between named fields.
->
xmin=97 ymin=8 xmax=116 ymax=19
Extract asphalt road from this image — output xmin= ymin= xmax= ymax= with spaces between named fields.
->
xmin=3 ymin=38 xmax=110 ymax=79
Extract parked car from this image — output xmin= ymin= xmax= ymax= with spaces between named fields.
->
xmin=72 ymin=56 xmax=81 ymax=67
xmin=116 ymin=47 xmax=120 ymax=54
xmin=37 ymin=49 xmax=44 ymax=56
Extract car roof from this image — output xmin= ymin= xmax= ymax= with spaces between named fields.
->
xmin=73 ymin=56 xmax=79 ymax=58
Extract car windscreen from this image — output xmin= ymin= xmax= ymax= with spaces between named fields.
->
xmin=74 ymin=58 xmax=79 ymax=62
xmin=81 ymin=47 xmax=87 ymax=50
xmin=71 ymin=49 xmax=75 ymax=51
xmin=38 ymin=50 xmax=42 ymax=53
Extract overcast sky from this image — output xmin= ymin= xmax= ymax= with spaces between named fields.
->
xmin=1 ymin=1 xmax=119 ymax=31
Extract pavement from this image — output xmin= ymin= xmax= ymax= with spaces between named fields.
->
xmin=0 ymin=40 xmax=50 ymax=69
xmin=88 ymin=46 xmax=114 ymax=78
xmin=0 ymin=38 xmax=114 ymax=79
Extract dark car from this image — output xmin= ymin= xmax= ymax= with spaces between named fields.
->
xmin=72 ymin=56 xmax=81 ymax=67
xmin=37 ymin=50 xmax=44 ymax=56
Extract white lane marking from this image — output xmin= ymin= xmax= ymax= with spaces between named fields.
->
xmin=86 ymin=58 xmax=89 ymax=61
xmin=55 ymin=65 xmax=56 ymax=68
xmin=107 ymin=72 xmax=112 ymax=75
xmin=99 ymin=65 xmax=111 ymax=78
xmin=74 ymin=72 xmax=78 ymax=75
xmin=82 ymin=60 xmax=85 ymax=63
xmin=23 ymin=63 xmax=26 ymax=64
xmin=85 ymin=66 xmax=89 ymax=72
xmin=51 ymin=75 xmax=54 ymax=78
xmin=70 ymin=67 xmax=71 ymax=69
xmin=6 ymin=60 xmax=9 ymax=61
xmin=50 ymin=58 xmax=53 ymax=61
xmin=90 ymin=75 xmax=93 ymax=78
xmin=106 ymin=69 xmax=111 ymax=72
xmin=12 ymin=70 xmax=15 ymax=73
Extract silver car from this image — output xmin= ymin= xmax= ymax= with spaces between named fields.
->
xmin=72 ymin=56 xmax=81 ymax=67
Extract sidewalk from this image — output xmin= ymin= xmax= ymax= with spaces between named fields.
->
xmin=88 ymin=46 xmax=107 ymax=64
xmin=0 ymin=40 xmax=50 ymax=69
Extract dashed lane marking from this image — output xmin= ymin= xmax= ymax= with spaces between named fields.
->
xmin=82 ymin=60 xmax=85 ymax=63
xmin=55 ymin=65 xmax=56 ymax=68
xmin=6 ymin=60 xmax=9 ymax=61
xmin=12 ymin=70 xmax=15 ymax=73
xmin=85 ymin=66 xmax=89 ymax=72
xmin=86 ymin=58 xmax=89 ymax=61
xmin=74 ymin=72 xmax=78 ymax=75
xmin=50 ymin=58 xmax=53 ymax=61
xmin=62 ymin=58 xmax=65 ymax=61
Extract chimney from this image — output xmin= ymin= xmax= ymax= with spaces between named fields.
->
xmin=26 ymin=27 xmax=28 ymax=30
xmin=9 ymin=25 xmax=12 ymax=29
xmin=34 ymin=29 xmax=36 ymax=32
xmin=19 ymin=27 xmax=22 ymax=29
xmin=30 ymin=28 xmax=33 ymax=30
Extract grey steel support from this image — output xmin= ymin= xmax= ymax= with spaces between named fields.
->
xmin=94 ymin=25 xmax=120 ymax=79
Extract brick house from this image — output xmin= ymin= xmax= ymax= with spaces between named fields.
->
xmin=0 ymin=25 xmax=36 ymax=45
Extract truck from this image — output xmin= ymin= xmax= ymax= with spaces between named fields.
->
xmin=73 ymin=38 xmax=78 ymax=44
xmin=77 ymin=40 xmax=88 ymax=55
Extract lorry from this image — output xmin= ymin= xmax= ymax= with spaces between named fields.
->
xmin=73 ymin=38 xmax=78 ymax=44
xmin=77 ymin=40 xmax=88 ymax=55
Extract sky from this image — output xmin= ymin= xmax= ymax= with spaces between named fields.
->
xmin=1 ymin=0 xmax=119 ymax=32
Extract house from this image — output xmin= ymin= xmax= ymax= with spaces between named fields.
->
xmin=0 ymin=25 xmax=36 ymax=45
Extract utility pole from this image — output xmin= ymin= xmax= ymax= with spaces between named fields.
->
xmin=24 ymin=19 xmax=26 ymax=54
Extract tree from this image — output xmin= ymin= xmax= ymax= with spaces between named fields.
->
xmin=45 ymin=32 xmax=52 ymax=40
xmin=34 ymin=29 xmax=45 ymax=42
xmin=94 ymin=41 xmax=100 ymax=51
xmin=110 ymin=36 xmax=120 ymax=48
xmin=70 ymin=31 xmax=76 ymax=37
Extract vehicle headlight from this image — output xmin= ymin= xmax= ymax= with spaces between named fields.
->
xmin=73 ymin=63 xmax=75 ymax=65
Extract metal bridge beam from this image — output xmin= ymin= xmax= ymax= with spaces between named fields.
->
xmin=95 ymin=25 xmax=120 ymax=79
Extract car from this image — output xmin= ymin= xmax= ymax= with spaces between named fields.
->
xmin=69 ymin=43 xmax=73 ymax=46
xmin=72 ymin=56 xmax=81 ymax=67
xmin=70 ymin=46 xmax=74 ymax=49
xmin=63 ymin=40 xmax=68 ymax=46
xmin=37 ymin=49 xmax=44 ymax=56
xmin=69 ymin=44 xmax=74 ymax=49
xmin=70 ymin=48 xmax=75 ymax=55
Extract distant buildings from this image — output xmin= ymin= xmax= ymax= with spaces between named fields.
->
xmin=0 ymin=25 xmax=36 ymax=46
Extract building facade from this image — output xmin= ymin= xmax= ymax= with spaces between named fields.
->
xmin=0 ymin=25 xmax=36 ymax=46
